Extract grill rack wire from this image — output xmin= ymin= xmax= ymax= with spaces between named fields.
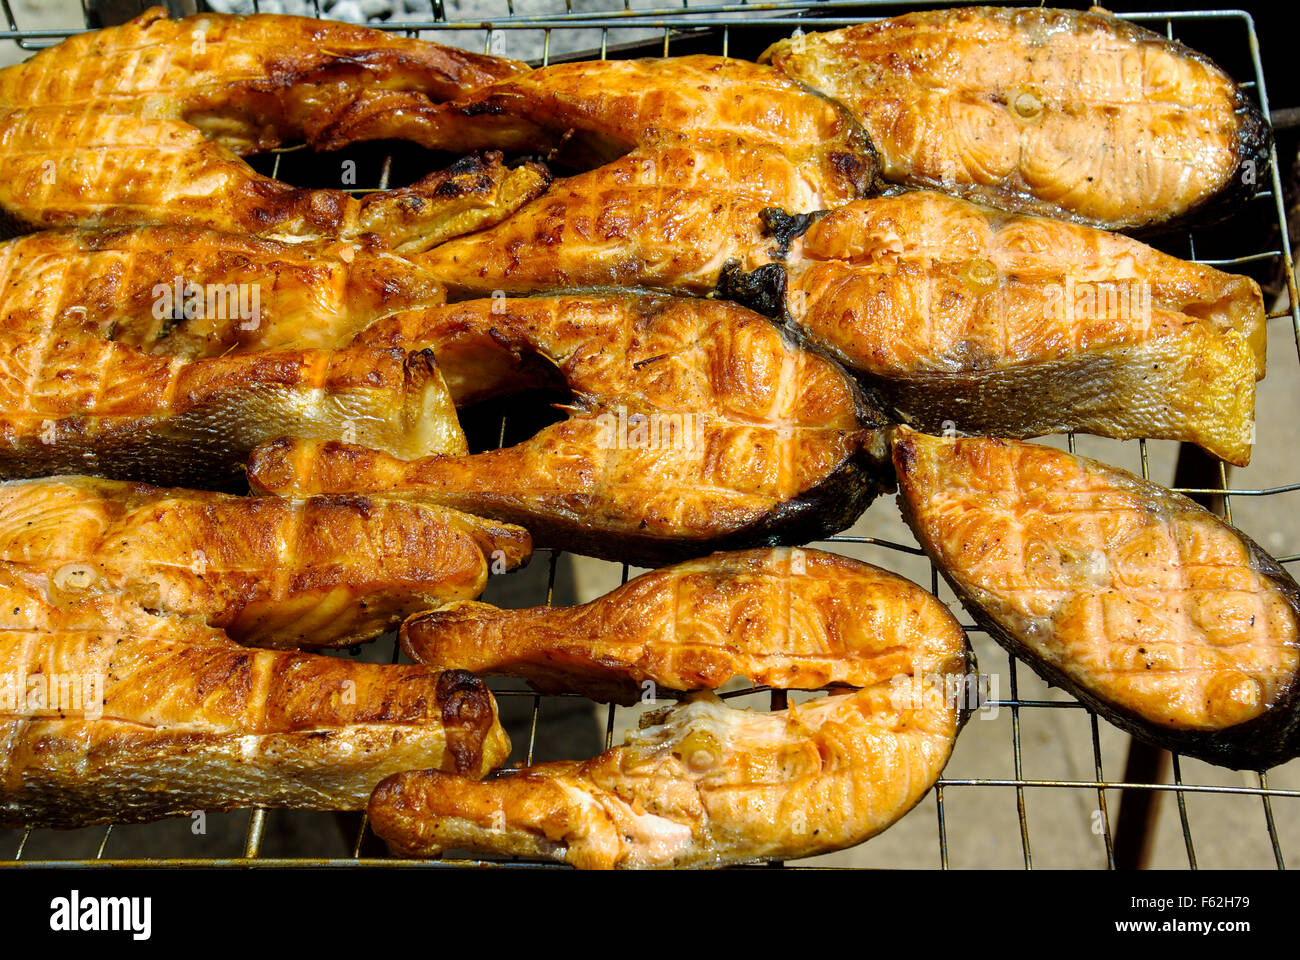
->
xmin=0 ymin=0 xmax=1296 ymax=869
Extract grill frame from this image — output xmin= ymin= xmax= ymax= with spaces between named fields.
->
xmin=0 ymin=0 xmax=1296 ymax=870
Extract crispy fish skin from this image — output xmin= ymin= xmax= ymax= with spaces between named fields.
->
xmin=0 ymin=564 xmax=510 ymax=828
xmin=0 ymin=476 xmax=530 ymax=649
xmin=402 ymin=547 xmax=957 ymax=704
xmin=762 ymin=7 xmax=1270 ymax=231
xmin=404 ymin=56 xmax=875 ymax=297
xmin=892 ymin=427 xmax=1300 ymax=769
xmin=0 ymin=341 xmax=467 ymax=487
xmin=0 ymin=226 xmax=448 ymax=356
xmin=370 ymin=560 xmax=965 ymax=868
xmin=781 ymin=191 xmax=1265 ymax=465
xmin=250 ymin=295 xmax=888 ymax=566
xmin=0 ymin=10 xmax=546 ymax=243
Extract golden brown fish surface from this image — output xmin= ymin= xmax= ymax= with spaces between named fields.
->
xmin=0 ymin=476 xmax=530 ymax=649
xmin=0 ymin=9 xmax=545 ymax=245
xmin=0 ymin=226 xmax=448 ymax=356
xmin=0 ymin=562 xmax=510 ymax=828
xmin=893 ymin=427 xmax=1300 ymax=768
xmin=249 ymin=294 xmax=887 ymax=566
xmin=370 ymin=551 xmax=966 ymax=868
xmin=403 ymin=547 xmax=952 ymax=704
xmin=762 ymin=7 xmax=1270 ymax=231
xmin=398 ymin=55 xmax=873 ymax=297
xmin=777 ymin=191 xmax=1265 ymax=465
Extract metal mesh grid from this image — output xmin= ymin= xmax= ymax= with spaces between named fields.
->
xmin=0 ymin=1 xmax=1295 ymax=869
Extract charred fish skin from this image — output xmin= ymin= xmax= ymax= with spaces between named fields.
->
xmin=0 ymin=476 xmax=531 ymax=649
xmin=892 ymin=427 xmax=1300 ymax=770
xmin=250 ymin=295 xmax=891 ymax=567
xmin=0 ymin=10 xmax=546 ymax=243
xmin=762 ymin=7 xmax=1272 ymax=232
xmin=765 ymin=190 xmax=1265 ymax=466
xmin=0 ymin=562 xmax=511 ymax=828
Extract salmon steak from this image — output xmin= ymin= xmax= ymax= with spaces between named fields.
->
xmin=0 ymin=475 xmax=530 ymax=649
xmin=0 ymin=560 xmax=510 ymax=828
xmin=0 ymin=225 xmax=448 ymax=357
xmin=249 ymin=295 xmax=888 ymax=566
xmin=762 ymin=7 xmax=1270 ymax=231
xmin=370 ymin=547 xmax=966 ymax=868
xmin=389 ymin=54 xmax=873 ymax=297
xmin=0 ymin=9 xmax=546 ymax=245
xmin=893 ymin=427 xmax=1300 ymax=769
xmin=403 ymin=547 xmax=958 ymax=705
xmin=777 ymin=190 xmax=1265 ymax=465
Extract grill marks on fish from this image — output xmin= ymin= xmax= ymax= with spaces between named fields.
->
xmin=0 ymin=562 xmax=511 ymax=828
xmin=761 ymin=7 xmax=1270 ymax=231
xmin=0 ymin=475 xmax=530 ymax=649
xmin=370 ymin=547 xmax=965 ymax=868
xmin=0 ymin=9 xmax=546 ymax=244
xmin=893 ymin=427 xmax=1300 ymax=768
xmin=402 ymin=547 xmax=959 ymax=705
xmin=248 ymin=295 xmax=887 ymax=566
xmin=780 ymin=190 xmax=1265 ymax=465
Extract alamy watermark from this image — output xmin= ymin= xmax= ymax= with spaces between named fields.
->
xmin=595 ymin=405 xmax=702 ymax=451
xmin=152 ymin=276 xmax=261 ymax=330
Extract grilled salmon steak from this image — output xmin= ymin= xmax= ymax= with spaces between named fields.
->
xmin=0 ymin=561 xmax=510 ymax=828
xmin=0 ymin=476 xmax=530 ymax=649
xmin=249 ymin=295 xmax=887 ymax=566
xmin=403 ymin=547 xmax=953 ymax=704
xmin=391 ymin=54 xmax=873 ymax=297
xmin=370 ymin=549 xmax=966 ymax=868
xmin=0 ymin=226 xmax=448 ymax=356
xmin=0 ymin=9 xmax=545 ymax=246
xmin=762 ymin=7 xmax=1270 ymax=231
xmin=779 ymin=191 xmax=1265 ymax=465
xmin=893 ymin=427 xmax=1300 ymax=769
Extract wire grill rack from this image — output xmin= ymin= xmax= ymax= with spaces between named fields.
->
xmin=0 ymin=1 xmax=1297 ymax=869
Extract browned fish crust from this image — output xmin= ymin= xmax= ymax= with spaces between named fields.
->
xmin=0 ymin=9 xmax=545 ymax=244
xmin=0 ymin=476 xmax=530 ymax=649
xmin=250 ymin=295 xmax=889 ymax=566
xmin=893 ymin=428 xmax=1300 ymax=769
xmin=371 ymin=548 xmax=966 ymax=868
xmin=763 ymin=7 xmax=1271 ymax=232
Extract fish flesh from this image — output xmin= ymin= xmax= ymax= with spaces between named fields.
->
xmin=762 ymin=7 xmax=1271 ymax=231
xmin=402 ymin=547 xmax=958 ymax=704
xmin=0 ymin=9 xmax=545 ymax=245
xmin=778 ymin=190 xmax=1265 ymax=465
xmin=0 ymin=338 xmax=467 ymax=487
xmin=0 ymin=475 xmax=530 ymax=649
xmin=390 ymin=54 xmax=873 ymax=297
xmin=0 ymin=225 xmax=448 ymax=356
xmin=249 ymin=294 xmax=888 ymax=566
xmin=892 ymin=426 xmax=1300 ymax=769
xmin=0 ymin=560 xmax=510 ymax=828
xmin=370 ymin=547 xmax=966 ymax=868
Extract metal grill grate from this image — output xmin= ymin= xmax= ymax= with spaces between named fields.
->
xmin=0 ymin=1 xmax=1296 ymax=869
